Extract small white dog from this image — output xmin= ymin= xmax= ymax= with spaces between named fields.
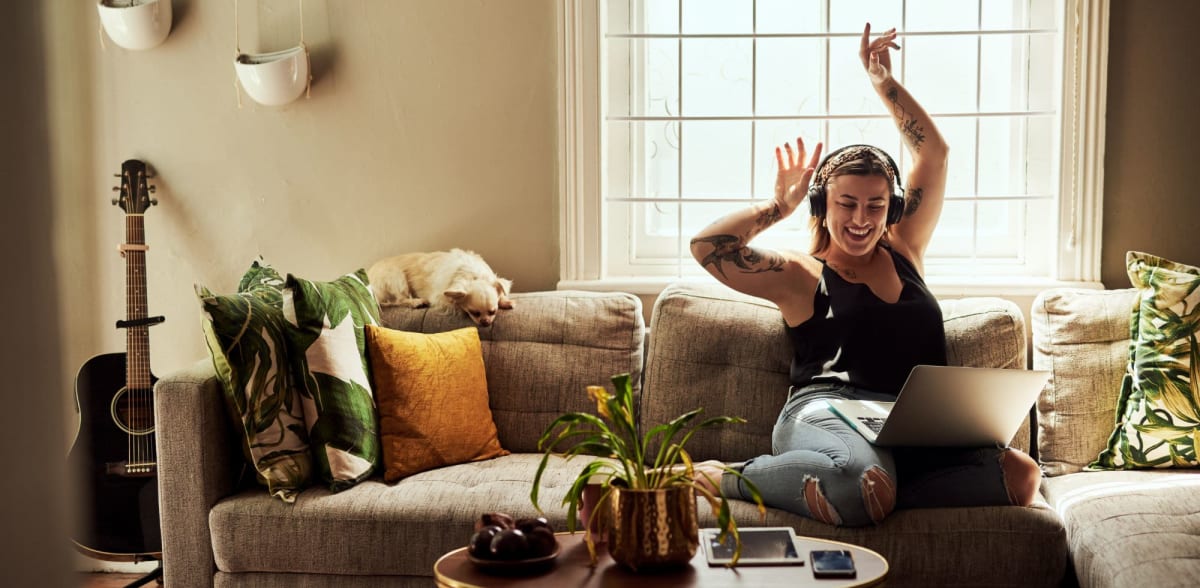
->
xmin=367 ymin=249 xmax=513 ymax=327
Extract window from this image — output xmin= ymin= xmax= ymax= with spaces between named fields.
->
xmin=559 ymin=0 xmax=1108 ymax=295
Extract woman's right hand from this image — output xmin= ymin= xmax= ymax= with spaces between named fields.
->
xmin=774 ymin=137 xmax=823 ymax=218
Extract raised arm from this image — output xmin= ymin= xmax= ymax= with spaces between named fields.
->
xmin=861 ymin=23 xmax=949 ymax=268
xmin=690 ymin=138 xmax=823 ymax=304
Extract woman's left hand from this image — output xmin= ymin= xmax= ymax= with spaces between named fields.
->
xmin=860 ymin=23 xmax=900 ymax=86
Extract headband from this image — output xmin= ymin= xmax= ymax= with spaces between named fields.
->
xmin=813 ymin=145 xmax=897 ymax=188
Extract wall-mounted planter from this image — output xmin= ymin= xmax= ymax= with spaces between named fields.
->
xmin=234 ymin=45 xmax=310 ymax=107
xmin=97 ymin=0 xmax=172 ymax=50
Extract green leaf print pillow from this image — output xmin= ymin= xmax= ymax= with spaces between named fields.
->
xmin=284 ymin=268 xmax=382 ymax=491
xmin=1090 ymin=251 xmax=1200 ymax=470
xmin=197 ymin=259 xmax=312 ymax=503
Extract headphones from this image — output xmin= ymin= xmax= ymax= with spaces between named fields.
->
xmin=806 ymin=144 xmax=905 ymax=226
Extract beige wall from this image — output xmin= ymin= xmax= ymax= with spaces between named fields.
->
xmin=1101 ymin=0 xmax=1200 ymax=287
xmin=55 ymin=0 xmax=559 ymax=385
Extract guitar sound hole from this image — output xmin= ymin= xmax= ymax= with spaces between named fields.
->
xmin=110 ymin=387 xmax=156 ymax=436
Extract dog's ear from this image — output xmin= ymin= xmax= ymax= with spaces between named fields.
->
xmin=444 ymin=288 xmax=468 ymax=302
xmin=496 ymin=278 xmax=514 ymax=309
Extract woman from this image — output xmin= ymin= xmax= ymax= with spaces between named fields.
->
xmin=688 ymin=24 xmax=1041 ymax=527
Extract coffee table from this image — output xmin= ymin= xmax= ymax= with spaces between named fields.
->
xmin=434 ymin=532 xmax=887 ymax=587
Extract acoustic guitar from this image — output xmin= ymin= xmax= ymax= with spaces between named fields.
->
xmin=69 ymin=159 xmax=164 ymax=563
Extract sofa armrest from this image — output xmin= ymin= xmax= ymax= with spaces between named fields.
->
xmin=154 ymin=360 xmax=240 ymax=588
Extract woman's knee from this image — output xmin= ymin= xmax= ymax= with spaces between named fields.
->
xmin=1000 ymin=449 xmax=1042 ymax=506
xmin=802 ymin=465 xmax=896 ymax=527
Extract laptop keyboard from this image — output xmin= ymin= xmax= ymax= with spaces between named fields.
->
xmin=857 ymin=417 xmax=886 ymax=433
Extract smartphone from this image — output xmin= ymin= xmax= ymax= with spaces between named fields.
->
xmin=810 ymin=549 xmax=856 ymax=578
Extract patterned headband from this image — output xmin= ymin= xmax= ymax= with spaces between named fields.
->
xmin=813 ymin=145 xmax=897 ymax=188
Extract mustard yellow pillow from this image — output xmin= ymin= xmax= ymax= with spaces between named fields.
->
xmin=366 ymin=325 xmax=509 ymax=482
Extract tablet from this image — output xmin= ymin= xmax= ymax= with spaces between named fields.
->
xmin=700 ymin=527 xmax=805 ymax=566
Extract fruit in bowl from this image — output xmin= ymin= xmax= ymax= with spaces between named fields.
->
xmin=467 ymin=512 xmax=559 ymax=564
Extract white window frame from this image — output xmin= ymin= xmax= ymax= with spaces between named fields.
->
xmin=557 ymin=0 xmax=1109 ymax=297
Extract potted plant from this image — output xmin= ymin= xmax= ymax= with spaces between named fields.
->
xmin=530 ymin=373 xmax=764 ymax=570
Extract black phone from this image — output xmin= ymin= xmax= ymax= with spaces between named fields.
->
xmin=810 ymin=549 xmax=856 ymax=578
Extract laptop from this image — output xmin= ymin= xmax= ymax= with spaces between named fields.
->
xmin=825 ymin=365 xmax=1050 ymax=447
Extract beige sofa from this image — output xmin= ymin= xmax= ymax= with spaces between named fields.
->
xmin=1032 ymin=287 xmax=1200 ymax=588
xmin=156 ymin=283 xmax=1182 ymax=587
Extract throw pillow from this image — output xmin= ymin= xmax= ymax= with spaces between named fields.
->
xmin=366 ymin=325 xmax=509 ymax=482
xmin=196 ymin=259 xmax=312 ymax=503
xmin=284 ymin=269 xmax=382 ymax=491
xmin=1090 ymin=251 xmax=1200 ymax=470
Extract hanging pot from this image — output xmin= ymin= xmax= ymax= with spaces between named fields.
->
xmin=607 ymin=485 xmax=699 ymax=572
xmin=97 ymin=0 xmax=172 ymax=51
xmin=234 ymin=45 xmax=310 ymax=107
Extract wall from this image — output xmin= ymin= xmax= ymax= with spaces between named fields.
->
xmin=1101 ymin=0 xmax=1200 ymax=285
xmin=57 ymin=0 xmax=559 ymax=391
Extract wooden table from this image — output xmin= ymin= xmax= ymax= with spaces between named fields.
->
xmin=434 ymin=532 xmax=887 ymax=587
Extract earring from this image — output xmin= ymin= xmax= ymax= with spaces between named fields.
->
xmin=821 ymin=218 xmax=827 ymax=228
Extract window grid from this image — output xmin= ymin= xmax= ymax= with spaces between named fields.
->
xmin=604 ymin=0 xmax=1060 ymax=277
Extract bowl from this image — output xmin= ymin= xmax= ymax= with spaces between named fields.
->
xmin=467 ymin=544 xmax=560 ymax=576
xmin=234 ymin=45 xmax=310 ymax=106
xmin=97 ymin=0 xmax=173 ymax=50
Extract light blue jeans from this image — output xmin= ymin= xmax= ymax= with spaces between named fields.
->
xmin=721 ymin=382 xmax=1014 ymax=527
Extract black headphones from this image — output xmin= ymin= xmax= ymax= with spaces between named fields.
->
xmin=806 ymin=144 xmax=905 ymax=225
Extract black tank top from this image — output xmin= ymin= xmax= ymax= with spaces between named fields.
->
xmin=786 ymin=243 xmax=947 ymax=396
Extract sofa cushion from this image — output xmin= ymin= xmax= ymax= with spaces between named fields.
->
xmin=366 ymin=325 xmax=509 ymax=482
xmin=378 ymin=291 xmax=646 ymax=454
xmin=643 ymin=283 xmax=1032 ymax=463
xmin=1042 ymin=470 xmax=1200 ymax=588
xmin=196 ymin=259 xmax=312 ymax=503
xmin=1032 ymin=288 xmax=1139 ymax=476
xmin=208 ymin=454 xmax=589 ymax=577
xmin=284 ymin=269 xmax=382 ymax=491
xmin=1092 ymin=252 xmax=1200 ymax=469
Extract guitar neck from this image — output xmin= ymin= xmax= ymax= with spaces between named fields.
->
xmin=124 ymin=213 xmax=152 ymax=389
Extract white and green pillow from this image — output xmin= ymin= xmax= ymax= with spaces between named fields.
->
xmin=197 ymin=260 xmax=312 ymax=503
xmin=1091 ymin=251 xmax=1200 ymax=469
xmin=284 ymin=269 xmax=382 ymax=491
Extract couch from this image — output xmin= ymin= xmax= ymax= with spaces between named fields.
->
xmin=154 ymin=283 xmax=1188 ymax=587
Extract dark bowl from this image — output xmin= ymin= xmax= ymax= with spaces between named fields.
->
xmin=467 ymin=544 xmax=561 ymax=576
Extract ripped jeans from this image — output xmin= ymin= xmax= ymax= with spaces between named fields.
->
xmin=720 ymin=382 xmax=1014 ymax=527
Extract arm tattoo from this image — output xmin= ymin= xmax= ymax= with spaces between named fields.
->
xmin=754 ymin=201 xmax=782 ymax=233
xmin=886 ymin=86 xmax=926 ymax=153
xmin=690 ymin=234 xmax=786 ymax=279
xmin=904 ymin=187 xmax=924 ymax=217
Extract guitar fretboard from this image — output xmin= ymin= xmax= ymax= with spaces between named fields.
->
xmin=125 ymin=213 xmax=151 ymax=392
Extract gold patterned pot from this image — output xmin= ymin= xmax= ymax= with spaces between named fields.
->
xmin=607 ymin=485 xmax=699 ymax=571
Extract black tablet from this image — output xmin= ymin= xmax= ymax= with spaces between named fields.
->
xmin=701 ymin=527 xmax=805 ymax=566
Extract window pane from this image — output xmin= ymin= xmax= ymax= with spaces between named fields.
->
xmin=977 ymin=115 xmax=1055 ymax=198
xmin=830 ymin=0 xmax=902 ymax=34
xmin=933 ymin=117 xmax=976 ymax=197
xmin=756 ymin=0 xmax=822 ymax=34
xmin=606 ymin=38 xmax=679 ymax=118
xmin=906 ymin=0 xmax=979 ymax=31
xmin=925 ymin=200 xmax=975 ymax=258
xmin=827 ymin=119 xmax=902 ymax=162
xmin=903 ymin=35 xmax=978 ymax=113
xmin=829 ymin=38 xmax=893 ymax=115
xmin=606 ymin=120 xmax=679 ymax=199
xmin=681 ymin=38 xmax=753 ymax=116
xmin=979 ymin=34 xmax=1026 ymax=112
xmin=606 ymin=0 xmax=678 ymax=35
xmin=756 ymin=38 xmax=825 ymax=116
xmin=982 ymin=0 xmax=1058 ymax=31
xmin=753 ymin=120 xmax=825 ymax=199
xmin=682 ymin=0 xmax=752 ymax=34
xmin=680 ymin=120 xmax=753 ymax=199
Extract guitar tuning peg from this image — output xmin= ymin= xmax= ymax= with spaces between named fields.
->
xmin=112 ymin=198 xmax=119 ymax=205
xmin=147 ymin=185 xmax=157 ymax=193
xmin=112 ymin=186 xmax=120 ymax=192
xmin=113 ymin=173 xmax=121 ymax=178
xmin=150 ymin=198 xmax=158 ymax=206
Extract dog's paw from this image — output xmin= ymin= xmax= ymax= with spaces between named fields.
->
xmin=499 ymin=298 xmax=515 ymax=310
xmin=399 ymin=297 xmax=430 ymax=309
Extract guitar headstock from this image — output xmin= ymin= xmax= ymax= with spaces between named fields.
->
xmin=112 ymin=159 xmax=157 ymax=214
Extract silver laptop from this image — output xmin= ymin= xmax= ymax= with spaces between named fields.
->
xmin=825 ymin=365 xmax=1050 ymax=447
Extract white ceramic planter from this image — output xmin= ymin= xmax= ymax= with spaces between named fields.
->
xmin=97 ymin=0 xmax=172 ymax=51
xmin=234 ymin=46 xmax=310 ymax=107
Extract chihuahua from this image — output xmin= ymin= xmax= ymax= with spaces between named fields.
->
xmin=367 ymin=249 xmax=513 ymax=327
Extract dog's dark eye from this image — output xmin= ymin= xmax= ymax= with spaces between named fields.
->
xmin=469 ymin=310 xmax=480 ymax=317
